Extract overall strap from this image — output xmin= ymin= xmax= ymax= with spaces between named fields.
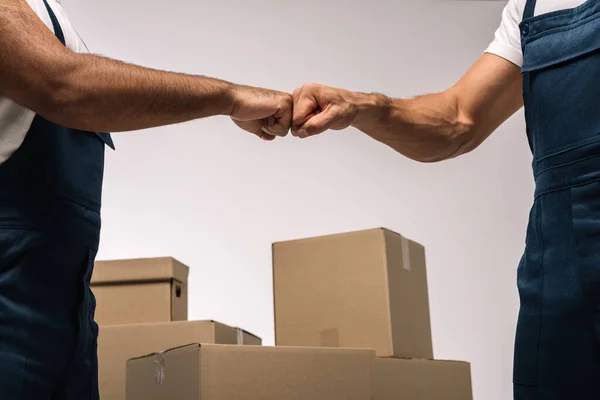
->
xmin=41 ymin=0 xmax=116 ymax=150
xmin=42 ymin=0 xmax=66 ymax=46
xmin=523 ymin=0 xmax=537 ymax=20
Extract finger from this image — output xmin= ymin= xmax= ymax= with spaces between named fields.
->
xmin=271 ymin=101 xmax=292 ymax=137
xmin=292 ymin=106 xmax=322 ymax=137
xmin=292 ymin=87 xmax=302 ymax=102
xmin=261 ymin=125 xmax=281 ymax=138
xmin=259 ymin=128 xmax=276 ymax=141
xmin=270 ymin=121 xmax=290 ymax=137
xmin=296 ymin=106 xmax=341 ymax=138
xmin=232 ymin=118 xmax=276 ymax=141
xmin=292 ymin=88 xmax=319 ymax=132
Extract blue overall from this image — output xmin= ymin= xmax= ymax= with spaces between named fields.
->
xmin=0 ymin=1 xmax=114 ymax=398
xmin=515 ymin=0 xmax=600 ymax=398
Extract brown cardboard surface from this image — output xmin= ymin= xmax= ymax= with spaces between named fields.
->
xmin=127 ymin=344 xmax=375 ymax=400
xmin=375 ymin=358 xmax=473 ymax=400
xmin=99 ymin=320 xmax=256 ymax=400
xmin=92 ymin=257 xmax=189 ymax=284
xmin=91 ymin=257 xmax=188 ymax=325
xmin=383 ymin=230 xmax=433 ymax=358
xmin=273 ymin=228 xmax=433 ymax=358
xmin=235 ymin=327 xmax=262 ymax=346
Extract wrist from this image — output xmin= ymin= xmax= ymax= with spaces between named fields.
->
xmin=351 ymin=92 xmax=392 ymax=130
xmin=211 ymin=80 xmax=237 ymax=117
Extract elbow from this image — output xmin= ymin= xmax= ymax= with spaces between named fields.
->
xmin=35 ymin=57 xmax=88 ymax=129
xmin=414 ymin=114 xmax=477 ymax=164
xmin=447 ymin=115 xmax=478 ymax=159
xmin=39 ymin=80 xmax=83 ymax=128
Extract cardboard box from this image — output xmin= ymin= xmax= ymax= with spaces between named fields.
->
xmin=235 ymin=327 xmax=262 ymax=345
xmin=126 ymin=344 xmax=375 ymax=400
xmin=375 ymin=358 xmax=473 ymax=400
xmin=91 ymin=257 xmax=188 ymax=326
xmin=273 ymin=228 xmax=433 ymax=358
xmin=99 ymin=320 xmax=258 ymax=400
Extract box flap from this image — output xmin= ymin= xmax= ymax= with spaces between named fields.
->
xmin=272 ymin=227 xmax=389 ymax=247
xmin=92 ymin=257 xmax=189 ymax=285
xmin=128 ymin=343 xmax=201 ymax=362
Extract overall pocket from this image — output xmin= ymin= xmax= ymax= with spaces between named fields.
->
xmin=523 ymin=16 xmax=600 ymax=159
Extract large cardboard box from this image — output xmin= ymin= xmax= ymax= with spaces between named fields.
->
xmin=91 ymin=257 xmax=188 ymax=326
xmin=273 ymin=228 xmax=433 ymax=358
xmin=99 ymin=320 xmax=257 ymax=400
xmin=126 ymin=344 xmax=375 ymax=400
xmin=375 ymin=358 xmax=473 ymax=399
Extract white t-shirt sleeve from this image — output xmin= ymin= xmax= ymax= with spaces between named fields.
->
xmin=485 ymin=0 xmax=524 ymax=67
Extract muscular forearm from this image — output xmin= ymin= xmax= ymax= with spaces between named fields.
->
xmin=351 ymin=91 xmax=474 ymax=163
xmin=40 ymin=52 xmax=236 ymax=132
xmin=292 ymin=55 xmax=523 ymax=159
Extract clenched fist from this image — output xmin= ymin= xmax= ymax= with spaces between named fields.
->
xmin=291 ymin=83 xmax=362 ymax=139
xmin=229 ymin=85 xmax=293 ymax=141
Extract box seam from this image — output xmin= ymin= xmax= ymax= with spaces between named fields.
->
xmin=381 ymin=229 xmax=395 ymax=356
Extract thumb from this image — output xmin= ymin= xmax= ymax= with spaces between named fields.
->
xmin=295 ymin=106 xmax=342 ymax=138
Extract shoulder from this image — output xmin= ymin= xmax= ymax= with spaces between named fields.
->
xmin=51 ymin=1 xmax=90 ymax=53
xmin=509 ymin=0 xmax=527 ymax=21
xmin=24 ymin=0 xmax=88 ymax=53
xmin=24 ymin=0 xmax=54 ymax=31
xmin=484 ymin=0 xmax=527 ymax=67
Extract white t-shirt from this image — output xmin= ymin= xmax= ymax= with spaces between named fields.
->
xmin=0 ymin=0 xmax=88 ymax=165
xmin=485 ymin=0 xmax=587 ymax=66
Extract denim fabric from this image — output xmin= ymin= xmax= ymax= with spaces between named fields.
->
xmin=515 ymin=0 xmax=600 ymax=398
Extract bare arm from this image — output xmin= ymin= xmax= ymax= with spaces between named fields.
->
xmin=292 ymin=53 xmax=523 ymax=161
xmin=0 ymin=0 xmax=291 ymax=138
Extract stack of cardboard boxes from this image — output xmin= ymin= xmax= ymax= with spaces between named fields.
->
xmin=271 ymin=228 xmax=472 ymax=399
xmin=95 ymin=228 xmax=473 ymax=399
xmin=91 ymin=257 xmax=261 ymax=400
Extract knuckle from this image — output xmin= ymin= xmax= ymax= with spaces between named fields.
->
xmin=280 ymin=98 xmax=292 ymax=110
xmin=305 ymin=124 xmax=318 ymax=136
xmin=302 ymin=82 xmax=318 ymax=93
xmin=333 ymin=107 xmax=345 ymax=119
xmin=292 ymin=116 xmax=304 ymax=127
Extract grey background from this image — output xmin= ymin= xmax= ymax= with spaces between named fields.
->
xmin=61 ymin=1 xmax=527 ymax=399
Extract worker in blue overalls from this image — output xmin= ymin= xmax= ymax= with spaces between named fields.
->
xmin=0 ymin=1 xmax=291 ymax=398
xmin=290 ymin=0 xmax=600 ymax=399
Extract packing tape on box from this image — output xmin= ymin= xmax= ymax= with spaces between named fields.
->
xmin=154 ymin=353 xmax=165 ymax=385
xmin=236 ymin=328 xmax=244 ymax=345
xmin=401 ymin=236 xmax=411 ymax=271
